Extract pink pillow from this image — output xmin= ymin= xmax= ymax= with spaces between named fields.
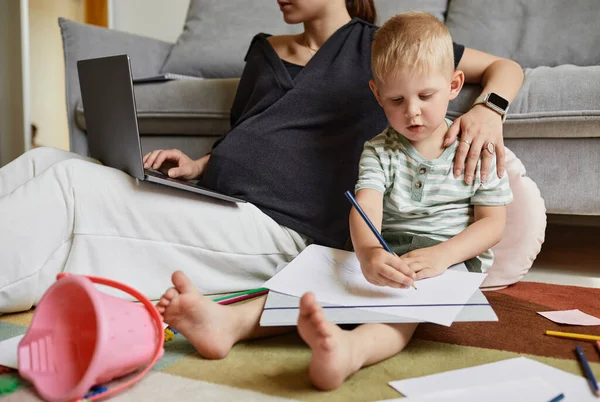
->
xmin=483 ymin=148 xmax=547 ymax=288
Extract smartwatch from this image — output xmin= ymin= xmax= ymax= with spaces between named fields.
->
xmin=472 ymin=93 xmax=510 ymax=122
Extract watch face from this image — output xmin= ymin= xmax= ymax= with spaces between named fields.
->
xmin=487 ymin=93 xmax=509 ymax=111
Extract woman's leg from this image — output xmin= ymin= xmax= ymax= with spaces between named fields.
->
xmin=0 ymin=147 xmax=96 ymax=198
xmin=0 ymin=156 xmax=309 ymax=313
xmin=297 ymin=293 xmax=417 ymax=391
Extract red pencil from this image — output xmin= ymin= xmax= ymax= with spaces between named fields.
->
xmin=217 ymin=289 xmax=269 ymax=305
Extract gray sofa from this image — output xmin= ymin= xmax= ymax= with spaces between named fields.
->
xmin=60 ymin=0 xmax=600 ymax=217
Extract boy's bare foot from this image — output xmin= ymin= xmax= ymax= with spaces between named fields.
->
xmin=297 ymin=292 xmax=362 ymax=390
xmin=156 ymin=271 xmax=237 ymax=359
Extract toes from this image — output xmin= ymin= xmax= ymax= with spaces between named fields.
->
xmin=172 ymin=271 xmax=196 ymax=294
xmin=165 ymin=287 xmax=179 ymax=300
xmin=299 ymin=292 xmax=319 ymax=317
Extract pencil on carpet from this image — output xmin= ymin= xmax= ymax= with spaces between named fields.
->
xmin=545 ymin=330 xmax=600 ymax=342
xmin=345 ymin=190 xmax=417 ymax=290
xmin=575 ymin=345 xmax=600 ymax=397
xmin=216 ymin=289 xmax=269 ymax=305
xmin=212 ymin=287 xmax=269 ymax=302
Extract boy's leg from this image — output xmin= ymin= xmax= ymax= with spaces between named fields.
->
xmin=157 ymin=271 xmax=292 ymax=359
xmin=297 ymin=293 xmax=417 ymax=391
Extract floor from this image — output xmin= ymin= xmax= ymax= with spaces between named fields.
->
xmin=522 ymin=222 xmax=600 ymax=288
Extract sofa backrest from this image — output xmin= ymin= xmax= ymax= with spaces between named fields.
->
xmin=160 ymin=0 xmax=449 ymax=78
xmin=446 ymin=0 xmax=600 ymax=68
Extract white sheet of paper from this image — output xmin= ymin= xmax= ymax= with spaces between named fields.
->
xmin=0 ymin=334 xmax=24 ymax=369
xmin=264 ymin=245 xmax=486 ymax=326
xmin=538 ymin=309 xmax=600 ymax=326
xmin=389 ymin=357 xmax=597 ymax=401
xmin=379 ymin=376 xmax=562 ymax=402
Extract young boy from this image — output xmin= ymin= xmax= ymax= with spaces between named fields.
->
xmin=156 ymin=12 xmax=512 ymax=392
xmin=294 ymin=11 xmax=512 ymax=390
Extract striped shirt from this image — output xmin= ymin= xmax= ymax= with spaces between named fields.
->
xmin=355 ymin=120 xmax=513 ymax=271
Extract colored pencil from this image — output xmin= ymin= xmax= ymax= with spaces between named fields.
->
xmin=212 ymin=287 xmax=268 ymax=302
xmin=217 ymin=289 xmax=269 ymax=305
xmin=344 ymin=190 xmax=417 ymax=290
xmin=546 ymin=330 xmax=600 ymax=342
xmin=575 ymin=345 xmax=600 ymax=396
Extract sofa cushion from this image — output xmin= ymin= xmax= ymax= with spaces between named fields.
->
xmin=161 ymin=0 xmax=449 ymax=78
xmin=448 ymin=65 xmax=600 ymax=139
xmin=160 ymin=0 xmax=302 ymax=79
xmin=75 ymin=78 xmax=239 ymax=135
xmin=445 ymin=0 xmax=600 ymax=68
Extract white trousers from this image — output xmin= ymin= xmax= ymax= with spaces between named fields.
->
xmin=0 ymin=148 xmax=309 ymax=313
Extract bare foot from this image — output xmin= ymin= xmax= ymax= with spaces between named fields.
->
xmin=297 ymin=292 xmax=362 ymax=390
xmin=156 ymin=271 xmax=236 ymax=359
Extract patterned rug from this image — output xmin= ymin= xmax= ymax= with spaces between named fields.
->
xmin=1 ymin=282 xmax=599 ymax=401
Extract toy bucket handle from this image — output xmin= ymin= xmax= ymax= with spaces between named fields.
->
xmin=56 ymin=273 xmax=164 ymax=401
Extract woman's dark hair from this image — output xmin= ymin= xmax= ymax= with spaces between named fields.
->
xmin=346 ymin=0 xmax=377 ymax=24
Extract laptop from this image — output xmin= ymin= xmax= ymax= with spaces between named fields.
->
xmin=77 ymin=54 xmax=245 ymax=204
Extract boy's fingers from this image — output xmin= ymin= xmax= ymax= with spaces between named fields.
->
xmin=415 ymin=268 xmax=438 ymax=280
xmin=380 ymin=266 xmax=413 ymax=287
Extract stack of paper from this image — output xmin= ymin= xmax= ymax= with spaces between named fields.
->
xmin=261 ymin=245 xmax=494 ymax=327
xmin=387 ymin=357 xmax=597 ymax=401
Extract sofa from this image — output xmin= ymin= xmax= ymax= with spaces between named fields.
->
xmin=58 ymin=0 xmax=599 ymax=285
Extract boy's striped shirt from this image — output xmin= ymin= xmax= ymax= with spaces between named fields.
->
xmin=355 ymin=122 xmax=513 ymax=271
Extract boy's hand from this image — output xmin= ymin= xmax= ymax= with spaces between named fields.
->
xmin=401 ymin=245 xmax=450 ymax=280
xmin=359 ymin=248 xmax=415 ymax=288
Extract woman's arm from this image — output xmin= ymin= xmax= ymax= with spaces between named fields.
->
xmin=446 ymin=48 xmax=524 ymax=184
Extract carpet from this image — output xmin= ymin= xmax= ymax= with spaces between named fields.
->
xmin=1 ymin=281 xmax=599 ymax=401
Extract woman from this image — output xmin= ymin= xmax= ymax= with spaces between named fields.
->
xmin=0 ymin=0 xmax=524 ymax=314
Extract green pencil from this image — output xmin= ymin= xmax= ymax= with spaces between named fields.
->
xmin=212 ymin=287 xmax=269 ymax=302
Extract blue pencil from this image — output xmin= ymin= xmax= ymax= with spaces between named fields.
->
xmin=344 ymin=190 xmax=417 ymax=290
xmin=575 ymin=345 xmax=600 ymax=397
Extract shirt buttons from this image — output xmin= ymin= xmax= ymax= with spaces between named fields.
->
xmin=419 ymin=167 xmax=427 ymax=174
xmin=415 ymin=181 xmax=422 ymax=188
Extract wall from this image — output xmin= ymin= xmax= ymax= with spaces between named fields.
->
xmin=29 ymin=0 xmax=84 ymax=151
xmin=0 ymin=0 xmax=27 ymax=166
xmin=110 ymin=0 xmax=189 ymax=43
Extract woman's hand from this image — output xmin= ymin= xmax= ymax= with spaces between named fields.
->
xmin=143 ymin=149 xmax=210 ymax=180
xmin=401 ymin=245 xmax=450 ymax=281
xmin=359 ymin=248 xmax=415 ymax=288
xmin=444 ymin=105 xmax=505 ymax=184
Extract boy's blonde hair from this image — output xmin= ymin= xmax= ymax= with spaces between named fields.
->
xmin=372 ymin=11 xmax=454 ymax=83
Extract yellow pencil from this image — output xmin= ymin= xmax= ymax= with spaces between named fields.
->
xmin=545 ymin=330 xmax=600 ymax=342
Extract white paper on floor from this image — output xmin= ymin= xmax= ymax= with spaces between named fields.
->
xmin=538 ymin=309 xmax=600 ymax=326
xmin=379 ymin=376 xmax=562 ymax=402
xmin=0 ymin=334 xmax=23 ymax=369
xmin=388 ymin=356 xmax=597 ymax=401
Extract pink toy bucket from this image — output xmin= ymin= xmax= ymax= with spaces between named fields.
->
xmin=18 ymin=273 xmax=164 ymax=402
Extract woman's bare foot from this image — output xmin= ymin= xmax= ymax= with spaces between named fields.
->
xmin=297 ymin=292 xmax=362 ymax=390
xmin=156 ymin=271 xmax=237 ymax=359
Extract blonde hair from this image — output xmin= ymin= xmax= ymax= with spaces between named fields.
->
xmin=371 ymin=11 xmax=454 ymax=83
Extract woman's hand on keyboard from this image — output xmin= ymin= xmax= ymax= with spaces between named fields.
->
xmin=143 ymin=149 xmax=210 ymax=179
